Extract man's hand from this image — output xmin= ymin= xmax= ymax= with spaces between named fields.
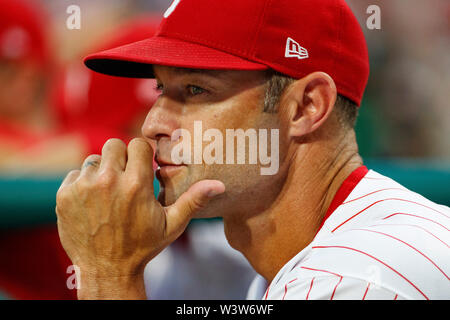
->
xmin=55 ymin=138 xmax=225 ymax=300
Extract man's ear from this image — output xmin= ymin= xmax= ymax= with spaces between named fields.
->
xmin=285 ymin=72 xmax=337 ymax=138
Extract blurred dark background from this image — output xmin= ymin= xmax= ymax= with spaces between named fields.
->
xmin=0 ymin=0 xmax=449 ymax=300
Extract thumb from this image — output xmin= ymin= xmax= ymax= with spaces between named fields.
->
xmin=164 ymin=180 xmax=225 ymax=239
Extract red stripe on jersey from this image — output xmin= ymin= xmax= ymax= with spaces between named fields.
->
xmin=300 ymin=266 xmax=342 ymax=278
xmin=316 ymin=166 xmax=368 ymax=235
xmin=342 ymin=188 xmax=406 ymax=205
xmin=362 ymin=282 xmax=370 ymax=300
xmin=306 ymin=277 xmax=315 ymax=300
xmin=331 ymin=277 xmax=343 ymax=300
xmin=370 ymin=223 xmax=450 ymax=249
xmin=311 ymin=245 xmax=429 ymax=300
xmin=353 ymin=228 xmax=449 ymax=280
xmin=383 ymin=213 xmax=450 ymax=232
xmin=282 ymin=278 xmax=298 ymax=300
xmin=332 ymin=198 xmax=450 ymax=233
xmin=300 ymin=266 xmax=343 ymax=300
xmin=394 ymin=294 xmax=398 ymax=300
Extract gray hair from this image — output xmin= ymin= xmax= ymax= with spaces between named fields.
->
xmin=263 ymin=71 xmax=359 ymax=129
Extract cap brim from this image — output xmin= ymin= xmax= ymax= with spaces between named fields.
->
xmin=84 ymin=36 xmax=269 ymax=78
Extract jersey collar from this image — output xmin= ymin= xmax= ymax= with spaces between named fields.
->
xmin=316 ymin=165 xmax=369 ymax=234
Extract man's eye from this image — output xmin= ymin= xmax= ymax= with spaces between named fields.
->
xmin=155 ymin=84 xmax=164 ymax=92
xmin=187 ymin=85 xmax=206 ymax=96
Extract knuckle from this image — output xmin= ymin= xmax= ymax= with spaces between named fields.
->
xmin=85 ymin=154 xmax=101 ymax=163
xmin=83 ymin=155 xmax=101 ymax=168
xmin=96 ymin=169 xmax=117 ymax=189
xmin=67 ymin=169 xmax=80 ymax=179
xmin=129 ymin=137 xmax=151 ymax=151
xmin=76 ymin=175 xmax=93 ymax=190
xmin=188 ymin=197 xmax=207 ymax=212
xmin=104 ymin=138 xmax=126 ymax=151
xmin=56 ymin=188 xmax=67 ymax=206
xmin=123 ymin=176 xmax=143 ymax=196
xmin=85 ymin=154 xmax=101 ymax=161
xmin=56 ymin=170 xmax=78 ymax=202
xmin=56 ymin=186 xmax=74 ymax=210
xmin=129 ymin=137 xmax=146 ymax=145
xmin=55 ymin=205 xmax=67 ymax=219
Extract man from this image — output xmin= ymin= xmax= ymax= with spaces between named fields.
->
xmin=52 ymin=15 xmax=256 ymax=299
xmin=56 ymin=0 xmax=450 ymax=300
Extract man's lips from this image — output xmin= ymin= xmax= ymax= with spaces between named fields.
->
xmin=155 ymin=156 xmax=186 ymax=179
xmin=155 ymin=156 xmax=182 ymax=168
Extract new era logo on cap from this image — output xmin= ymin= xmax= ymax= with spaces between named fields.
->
xmin=164 ymin=0 xmax=181 ymax=18
xmin=285 ymin=37 xmax=308 ymax=60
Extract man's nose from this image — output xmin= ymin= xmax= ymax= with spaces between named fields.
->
xmin=141 ymin=97 xmax=179 ymax=142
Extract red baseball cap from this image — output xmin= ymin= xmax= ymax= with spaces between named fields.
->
xmin=85 ymin=0 xmax=369 ymax=106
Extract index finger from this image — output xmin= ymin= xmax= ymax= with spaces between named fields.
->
xmin=125 ymin=138 xmax=154 ymax=180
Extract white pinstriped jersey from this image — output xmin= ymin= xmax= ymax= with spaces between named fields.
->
xmin=247 ymin=167 xmax=450 ymax=300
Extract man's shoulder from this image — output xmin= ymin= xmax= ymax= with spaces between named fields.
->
xmin=320 ymin=169 xmax=450 ymax=235
xmin=265 ymin=170 xmax=450 ymax=300
xmin=267 ymin=217 xmax=450 ymax=299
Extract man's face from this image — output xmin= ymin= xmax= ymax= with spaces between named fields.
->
xmin=142 ymin=65 xmax=289 ymax=219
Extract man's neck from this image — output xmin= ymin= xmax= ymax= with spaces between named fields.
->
xmin=223 ymin=132 xmax=363 ymax=283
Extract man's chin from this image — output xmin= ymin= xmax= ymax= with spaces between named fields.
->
xmin=192 ymin=210 xmax=221 ymax=220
